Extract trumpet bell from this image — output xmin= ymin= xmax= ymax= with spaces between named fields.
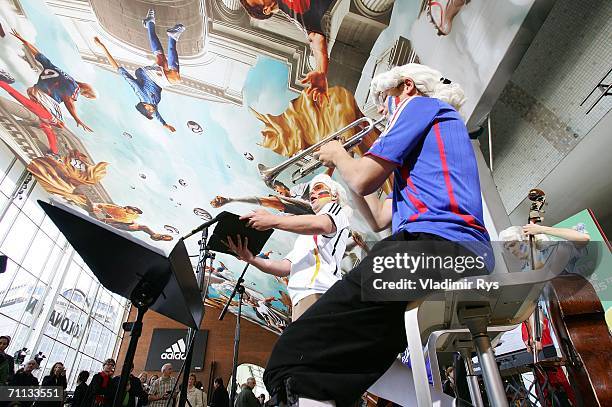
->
xmin=258 ymin=163 xmax=275 ymax=189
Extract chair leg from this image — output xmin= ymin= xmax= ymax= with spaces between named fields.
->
xmin=426 ymin=334 xmax=443 ymax=391
xmin=460 ymin=350 xmax=485 ymax=407
xmin=459 ymin=305 xmax=509 ymax=407
xmin=405 ymin=308 xmax=433 ymax=407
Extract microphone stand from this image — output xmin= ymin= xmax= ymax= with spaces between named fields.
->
xmin=219 ymin=262 xmax=251 ymax=407
xmin=176 ymin=223 xmax=217 ymax=407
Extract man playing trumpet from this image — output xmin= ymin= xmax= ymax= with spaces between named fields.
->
xmin=262 ymin=63 xmax=492 ymax=407
xmin=226 ymin=174 xmax=352 ymax=322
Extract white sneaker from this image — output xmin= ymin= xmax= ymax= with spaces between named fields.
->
xmin=166 ymin=24 xmax=185 ymax=41
xmin=0 ymin=69 xmax=15 ymax=84
xmin=142 ymin=9 xmax=155 ymax=27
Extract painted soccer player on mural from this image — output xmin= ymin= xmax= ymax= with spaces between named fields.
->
xmin=0 ymin=29 xmax=96 ymax=154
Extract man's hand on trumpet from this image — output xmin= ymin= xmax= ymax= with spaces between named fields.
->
xmin=314 ymin=140 xmax=348 ymax=169
xmin=241 ymin=209 xmax=279 ymax=231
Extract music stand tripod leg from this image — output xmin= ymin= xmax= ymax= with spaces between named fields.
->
xmin=229 ymin=283 xmax=245 ymax=407
xmin=114 ymin=306 xmax=146 ymax=407
xmin=178 ymin=227 xmax=215 ymax=407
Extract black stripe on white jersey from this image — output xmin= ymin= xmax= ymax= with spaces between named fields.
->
xmin=329 ymin=203 xmax=341 ymax=216
xmin=331 ymin=228 xmax=348 ymax=256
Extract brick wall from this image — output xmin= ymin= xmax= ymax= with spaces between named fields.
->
xmin=114 ymin=305 xmax=278 ymax=392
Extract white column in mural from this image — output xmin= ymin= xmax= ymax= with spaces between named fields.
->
xmin=221 ymin=0 xmax=241 ymax=11
xmin=357 ymin=0 xmax=394 ymax=14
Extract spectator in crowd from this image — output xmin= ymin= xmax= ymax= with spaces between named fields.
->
xmin=210 ymin=377 xmax=229 ymax=407
xmin=186 ymin=373 xmax=207 ymax=407
xmin=111 ymin=364 xmax=148 ymax=407
xmin=257 ymin=394 xmax=265 ymax=406
xmin=234 ymin=377 xmax=259 ymax=407
xmin=148 ymin=374 xmax=159 ymax=389
xmin=71 ymin=370 xmax=90 ymax=407
xmin=0 ymin=335 xmax=15 ymax=384
xmin=138 ymin=372 xmax=148 ymax=389
xmin=10 ymin=359 xmax=39 ymax=385
xmin=442 ymin=366 xmax=456 ymax=398
xmin=148 ymin=363 xmax=177 ymax=407
xmin=137 ymin=372 xmax=150 ymax=407
xmin=85 ymin=358 xmax=116 ymax=407
xmin=9 ymin=359 xmax=39 ymax=407
xmin=40 ymin=362 xmax=68 ymax=407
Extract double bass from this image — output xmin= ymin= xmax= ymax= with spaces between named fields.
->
xmin=530 ymin=196 xmax=612 ymax=406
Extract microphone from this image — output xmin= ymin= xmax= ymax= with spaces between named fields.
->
xmin=182 ymin=213 xmax=227 ymax=240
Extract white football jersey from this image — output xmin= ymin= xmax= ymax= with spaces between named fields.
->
xmin=284 ymin=202 xmax=351 ymax=305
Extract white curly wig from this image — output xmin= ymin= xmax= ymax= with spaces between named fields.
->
xmin=370 ymin=63 xmax=466 ymax=112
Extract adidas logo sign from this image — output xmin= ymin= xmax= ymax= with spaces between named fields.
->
xmin=161 ymin=338 xmax=187 ymax=360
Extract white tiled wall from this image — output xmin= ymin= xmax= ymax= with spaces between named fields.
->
xmin=490 ymin=0 xmax=612 ymax=213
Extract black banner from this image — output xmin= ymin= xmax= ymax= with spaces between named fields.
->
xmin=145 ymin=329 xmax=208 ymax=372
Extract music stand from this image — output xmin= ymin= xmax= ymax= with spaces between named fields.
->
xmin=207 ymin=213 xmax=273 ymax=406
xmin=39 ymin=200 xmax=203 ymax=407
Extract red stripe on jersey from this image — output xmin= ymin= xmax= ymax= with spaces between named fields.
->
xmin=400 ymin=165 xmax=428 ymax=221
xmin=433 ymin=122 xmax=486 ymax=232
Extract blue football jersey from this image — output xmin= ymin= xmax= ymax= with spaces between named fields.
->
xmin=35 ymin=53 xmax=79 ymax=103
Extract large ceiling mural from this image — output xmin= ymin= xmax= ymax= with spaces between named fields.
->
xmin=0 ymin=0 xmax=536 ymax=333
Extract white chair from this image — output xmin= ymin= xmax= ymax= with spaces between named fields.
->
xmin=406 ymin=243 xmax=574 ymax=407
xmin=369 ymin=243 xmax=575 ymax=407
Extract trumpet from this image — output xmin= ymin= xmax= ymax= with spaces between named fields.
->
xmin=258 ymin=116 xmax=386 ymax=188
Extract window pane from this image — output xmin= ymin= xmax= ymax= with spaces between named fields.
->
xmin=21 ymin=231 xmax=54 ymax=277
xmin=73 ymin=273 xmax=94 ymax=311
xmin=39 ymin=245 xmax=65 ymax=284
xmin=1 ymin=268 xmax=37 ymax=323
xmin=60 ymin=262 xmax=82 ymax=302
xmin=0 ymin=159 xmax=25 ymax=197
xmin=0 ymin=204 xmax=19 ymax=246
xmin=54 ymin=302 xmax=85 ymax=346
xmin=94 ymin=326 xmax=113 ymax=361
xmin=21 ymin=187 xmax=47 ymax=226
xmin=40 ymin=215 xmax=60 ymax=241
xmin=68 ymin=308 xmax=89 ymax=350
xmin=83 ymin=319 xmax=102 ymax=356
xmin=0 ymin=142 xmax=16 ymax=179
xmin=46 ymin=340 xmax=70 ymax=370
xmin=92 ymin=290 xmax=113 ymax=326
xmin=20 ymin=279 xmax=47 ymax=328
xmin=0 ymin=194 xmax=9 ymax=214
xmin=56 ymin=232 xmax=67 ymax=249
xmin=1 ymin=212 xmax=37 ymax=262
xmin=11 ymin=322 xmax=40 ymax=365
xmin=0 ymin=257 xmax=19 ymax=305
xmin=0 ymin=314 xmax=18 ymax=352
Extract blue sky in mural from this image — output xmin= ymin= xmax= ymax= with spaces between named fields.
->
xmin=244 ymin=57 xmax=298 ymax=115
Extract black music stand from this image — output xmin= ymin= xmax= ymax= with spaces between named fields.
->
xmin=39 ymin=200 xmax=203 ymax=407
xmin=207 ymin=213 xmax=273 ymax=406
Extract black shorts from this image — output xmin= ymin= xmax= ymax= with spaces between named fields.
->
xmin=263 ymin=231 xmax=487 ymax=407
